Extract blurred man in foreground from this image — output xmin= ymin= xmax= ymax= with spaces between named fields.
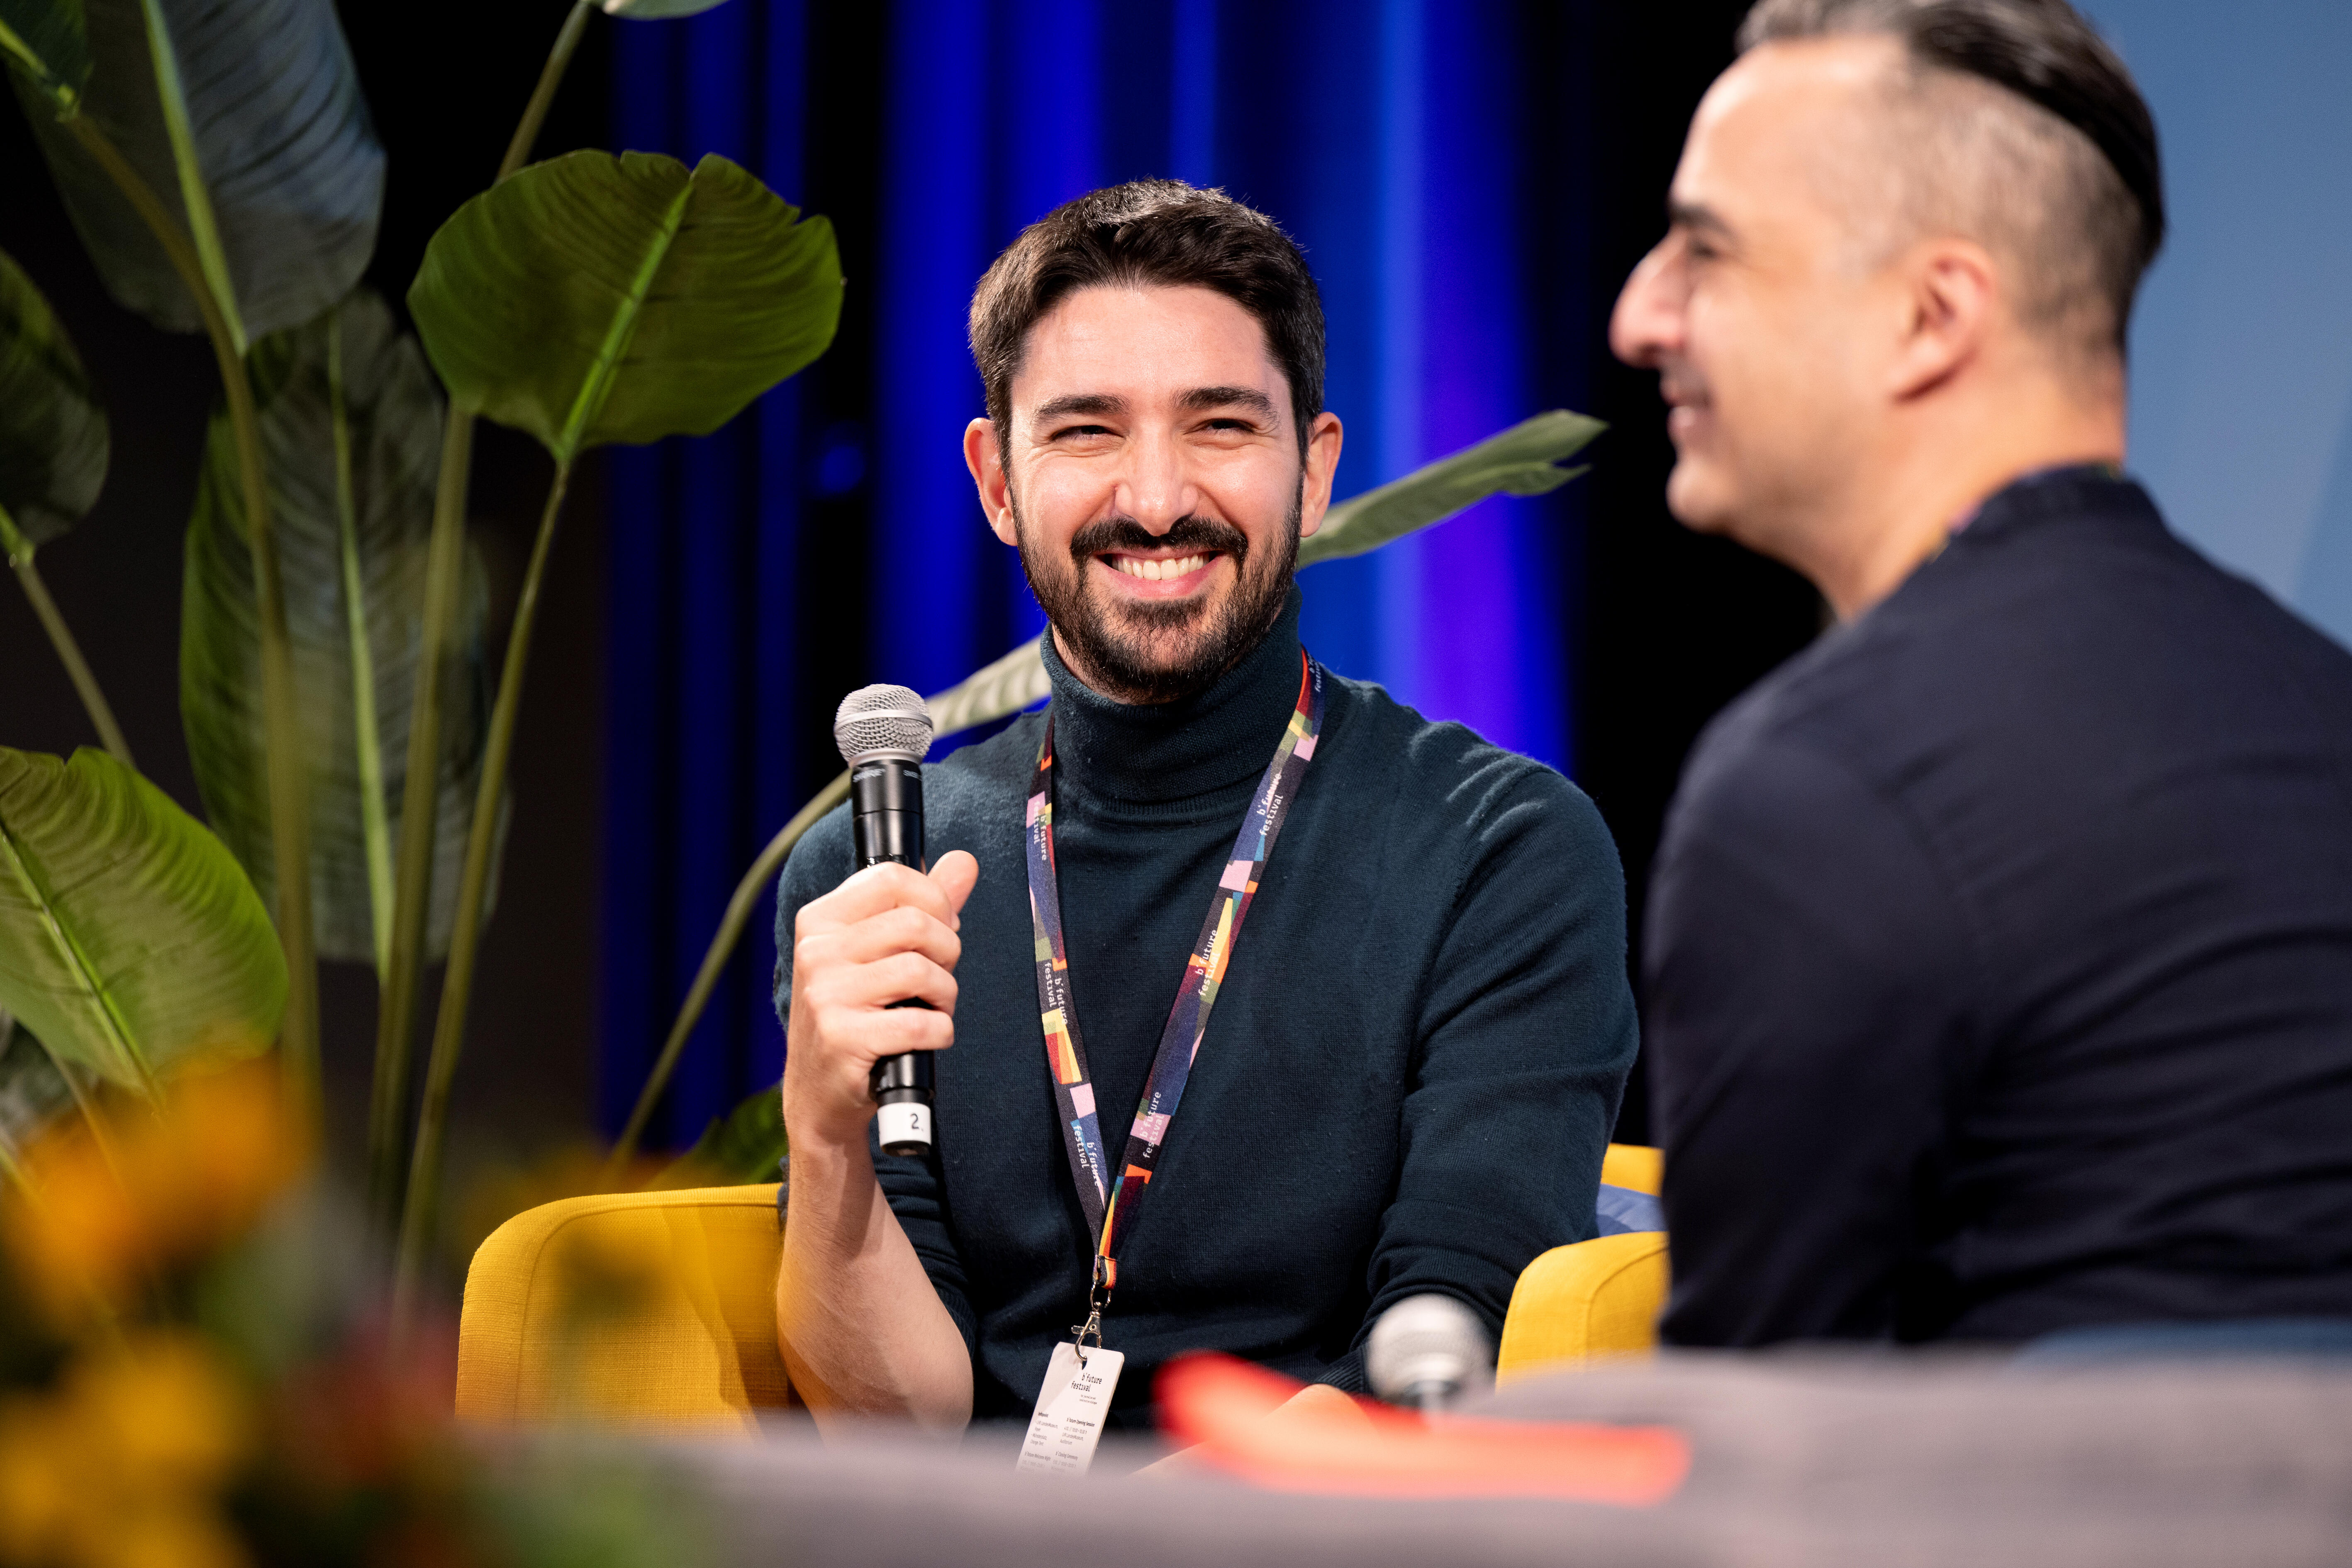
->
xmin=1615 ymin=0 xmax=2352 ymax=1349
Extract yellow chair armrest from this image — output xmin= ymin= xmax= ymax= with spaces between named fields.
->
xmin=457 ymin=1183 xmax=790 ymax=1434
xmin=1600 ymin=1141 xmax=1662 ymax=1195
xmin=1496 ymin=1231 xmax=1669 ymax=1383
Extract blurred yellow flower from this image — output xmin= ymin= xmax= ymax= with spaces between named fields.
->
xmin=3 ymin=1060 xmax=310 ymax=1316
xmin=0 ymin=1331 xmax=252 ymax=1568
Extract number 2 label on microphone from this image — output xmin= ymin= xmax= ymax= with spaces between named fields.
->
xmin=1015 ymin=1342 xmax=1124 ymax=1477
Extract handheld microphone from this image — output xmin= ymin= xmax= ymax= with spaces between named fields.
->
xmin=1366 ymin=1293 xmax=1493 ymax=1415
xmin=833 ymin=685 xmax=938 ymax=1158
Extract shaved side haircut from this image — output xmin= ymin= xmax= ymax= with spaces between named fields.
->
xmin=1740 ymin=0 xmax=2163 ymax=365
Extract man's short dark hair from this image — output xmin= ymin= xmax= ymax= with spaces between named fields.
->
xmin=1739 ymin=0 xmax=2164 ymax=358
xmin=968 ymin=180 xmax=1326 ymax=454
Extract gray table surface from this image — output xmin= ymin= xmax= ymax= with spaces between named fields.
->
xmin=519 ymin=1351 xmax=2352 ymax=1568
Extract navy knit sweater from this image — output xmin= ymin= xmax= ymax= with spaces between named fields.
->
xmin=1649 ymin=469 xmax=2352 ymax=1346
xmin=775 ymin=591 xmax=1638 ymax=1427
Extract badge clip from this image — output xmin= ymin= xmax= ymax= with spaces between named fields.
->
xmin=1070 ymin=1255 xmax=1114 ymax=1365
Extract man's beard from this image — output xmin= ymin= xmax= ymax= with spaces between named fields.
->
xmin=1013 ymin=488 xmax=1301 ymax=705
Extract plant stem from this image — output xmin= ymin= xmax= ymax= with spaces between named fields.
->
xmin=61 ymin=115 xmax=319 ymax=1113
xmin=328 ymin=311 xmax=396 ymax=978
xmin=134 ymin=0 xmax=246 ymax=354
xmin=502 ymin=1 xmax=595 ymax=180
xmin=368 ymin=409 xmax=472 ymax=1231
xmin=0 ymin=1138 xmax=123 ymax=1339
xmin=208 ymin=282 xmax=317 ymax=1121
xmin=391 ymin=465 xmax=571 ymax=1333
xmin=366 ymin=0 xmax=597 ymax=1246
xmin=0 ymin=1116 xmax=124 ymax=1339
xmin=2 ymin=512 xmax=135 ymax=769
xmin=11 ymin=1042 xmax=137 ymax=1344
xmin=0 ymin=1137 xmax=34 ymax=1205
xmin=34 ymin=1034 xmax=133 ymax=1183
xmin=132 ymin=0 xmax=240 ymax=350
xmin=603 ymin=770 xmax=853 ymax=1181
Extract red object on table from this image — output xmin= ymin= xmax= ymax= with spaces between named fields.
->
xmin=1155 ymin=1353 xmax=1691 ymax=1506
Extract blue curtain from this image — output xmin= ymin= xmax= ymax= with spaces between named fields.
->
xmin=602 ymin=0 xmax=1592 ymax=1147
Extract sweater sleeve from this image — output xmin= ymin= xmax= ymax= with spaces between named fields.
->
xmin=1645 ymin=728 xmax=1973 ymax=1346
xmin=773 ymin=811 xmax=980 ymax=1358
xmin=1350 ymin=760 xmax=1640 ymax=1366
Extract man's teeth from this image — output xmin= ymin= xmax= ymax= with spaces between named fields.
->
xmin=1111 ymin=554 xmax=1209 ymax=582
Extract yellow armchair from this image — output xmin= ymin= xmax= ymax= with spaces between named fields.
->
xmin=1494 ymin=1143 xmax=1668 ymax=1382
xmin=455 ymin=1146 xmax=1666 ymax=1428
xmin=1598 ymin=1141 xmax=1662 ymax=1196
xmin=457 ymin=1183 xmax=790 ymax=1432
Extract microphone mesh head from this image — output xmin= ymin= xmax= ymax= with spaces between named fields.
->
xmin=1366 ymin=1292 xmax=1493 ymax=1405
xmin=834 ymin=685 xmax=934 ymax=765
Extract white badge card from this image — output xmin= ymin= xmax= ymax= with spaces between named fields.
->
xmin=1014 ymin=1341 xmax=1125 ymax=1476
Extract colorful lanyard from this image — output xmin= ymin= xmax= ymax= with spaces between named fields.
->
xmin=1024 ymin=649 xmax=1326 ymax=1346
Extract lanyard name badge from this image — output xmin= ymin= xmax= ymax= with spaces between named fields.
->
xmin=1014 ymin=651 xmax=1326 ymax=1476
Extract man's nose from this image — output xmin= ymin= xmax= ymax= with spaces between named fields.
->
xmin=1610 ymin=242 xmax=1683 ymax=370
xmin=1114 ymin=431 xmax=1196 ymax=532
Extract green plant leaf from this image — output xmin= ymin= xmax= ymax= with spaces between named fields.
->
xmin=649 ymin=1082 xmax=787 ymax=1189
xmin=9 ymin=0 xmax=383 ymax=342
xmin=181 ymin=291 xmax=498 ymax=968
xmin=1297 ymin=409 xmax=1604 ymax=569
xmin=0 ymin=0 xmax=90 ymax=112
xmin=0 ymin=245 xmax=107 ymax=557
xmin=602 ymin=0 xmax=733 ymax=15
xmin=0 ymin=747 xmax=286 ymax=1090
xmin=924 ymin=635 xmax=1053 ymax=744
xmin=409 ymin=150 xmax=843 ymax=469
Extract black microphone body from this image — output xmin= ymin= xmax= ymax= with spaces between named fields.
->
xmin=833 ymin=683 xmax=940 ymax=1159
xmin=849 ymin=754 xmax=935 ymax=1155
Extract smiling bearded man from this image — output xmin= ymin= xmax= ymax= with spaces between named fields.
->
xmin=769 ymin=180 xmax=1640 ymax=1440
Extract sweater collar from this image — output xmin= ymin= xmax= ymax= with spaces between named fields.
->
xmin=1038 ymin=588 xmax=1306 ymax=808
xmin=1952 ymin=462 xmax=2145 ymax=539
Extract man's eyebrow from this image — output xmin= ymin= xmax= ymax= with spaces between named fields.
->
xmin=1178 ymin=385 xmax=1278 ymax=418
xmin=1667 ymin=198 xmax=1734 ymax=240
xmin=1033 ymin=393 xmax=1128 ymax=424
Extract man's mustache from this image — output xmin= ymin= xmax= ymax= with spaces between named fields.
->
xmin=1068 ymin=514 xmax=1250 ymax=566
xmin=1658 ymin=367 xmax=1709 ymax=407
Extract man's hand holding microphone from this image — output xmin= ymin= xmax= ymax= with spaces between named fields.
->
xmin=780 ymin=854 xmax=975 ymax=1154
xmin=773 ymin=688 xmax=979 ymax=1434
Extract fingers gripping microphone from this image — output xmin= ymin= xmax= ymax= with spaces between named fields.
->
xmin=1366 ymin=1293 xmax=1494 ymax=1415
xmin=834 ymin=685 xmax=938 ymax=1158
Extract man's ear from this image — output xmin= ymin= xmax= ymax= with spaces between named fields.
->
xmin=1295 ymin=412 xmax=1345 ymax=539
xmin=1888 ymin=237 xmax=1997 ymax=402
xmin=964 ymin=417 xmax=1019 ymax=547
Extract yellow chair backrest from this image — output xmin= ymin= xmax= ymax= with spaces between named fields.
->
xmin=1599 ymin=1141 xmax=1662 ymax=1196
xmin=457 ymin=1183 xmax=789 ymax=1433
xmin=456 ymin=1146 xmax=1666 ymax=1426
xmin=1494 ymin=1143 xmax=1669 ymax=1382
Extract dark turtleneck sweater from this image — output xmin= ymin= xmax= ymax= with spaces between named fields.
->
xmin=1649 ymin=469 xmax=2352 ymax=1347
xmin=773 ymin=591 xmax=1638 ymax=1427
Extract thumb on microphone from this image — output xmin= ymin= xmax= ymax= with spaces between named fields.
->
xmin=927 ymin=849 xmax=979 ymax=931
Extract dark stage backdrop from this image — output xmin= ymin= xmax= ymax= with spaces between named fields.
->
xmin=595 ymin=0 xmax=1819 ymax=1153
